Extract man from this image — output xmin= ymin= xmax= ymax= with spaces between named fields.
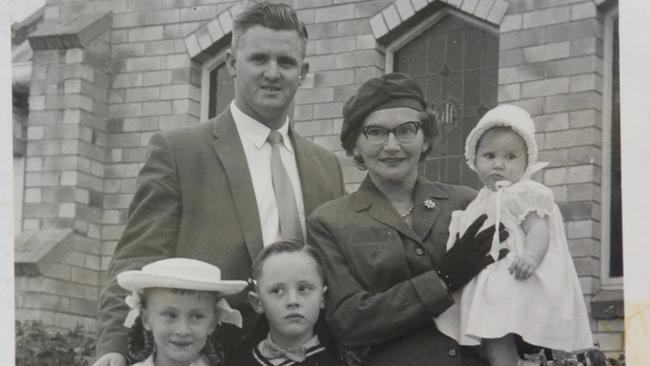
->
xmin=93 ymin=3 xmax=345 ymax=365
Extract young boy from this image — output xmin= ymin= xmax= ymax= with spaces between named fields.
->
xmin=226 ymin=241 xmax=341 ymax=365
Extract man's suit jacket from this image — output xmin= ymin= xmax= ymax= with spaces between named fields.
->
xmin=96 ymin=108 xmax=345 ymax=356
xmin=307 ymin=176 xmax=480 ymax=366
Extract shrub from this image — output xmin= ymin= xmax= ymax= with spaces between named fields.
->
xmin=529 ymin=348 xmax=625 ymax=366
xmin=15 ymin=320 xmax=95 ymax=366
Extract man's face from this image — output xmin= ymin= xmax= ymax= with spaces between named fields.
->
xmin=226 ymin=25 xmax=308 ymax=129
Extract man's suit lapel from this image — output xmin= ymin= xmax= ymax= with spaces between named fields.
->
xmin=292 ymin=132 xmax=323 ymax=216
xmin=211 ymin=111 xmax=264 ymax=261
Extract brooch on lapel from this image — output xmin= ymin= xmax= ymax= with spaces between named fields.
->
xmin=424 ymin=198 xmax=436 ymax=210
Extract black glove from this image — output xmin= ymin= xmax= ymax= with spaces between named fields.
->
xmin=436 ymin=214 xmax=509 ymax=292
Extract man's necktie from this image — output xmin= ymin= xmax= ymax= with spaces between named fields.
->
xmin=267 ymin=130 xmax=304 ymax=242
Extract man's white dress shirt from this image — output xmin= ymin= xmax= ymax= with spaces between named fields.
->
xmin=230 ymin=102 xmax=306 ymax=246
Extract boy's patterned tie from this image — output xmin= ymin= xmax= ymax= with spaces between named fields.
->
xmin=259 ymin=337 xmax=307 ymax=362
xmin=267 ymin=130 xmax=303 ymax=242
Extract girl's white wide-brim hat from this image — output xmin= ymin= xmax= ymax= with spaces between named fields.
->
xmin=464 ymin=104 xmax=542 ymax=177
xmin=117 ymin=258 xmax=247 ymax=295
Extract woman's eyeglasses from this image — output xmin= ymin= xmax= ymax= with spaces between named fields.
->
xmin=361 ymin=121 xmax=422 ymax=145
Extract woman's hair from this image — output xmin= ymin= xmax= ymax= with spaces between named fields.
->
xmin=250 ymin=240 xmax=326 ymax=285
xmin=127 ymin=288 xmax=225 ymax=366
xmin=231 ymin=2 xmax=308 ymax=57
xmin=341 ymin=107 xmax=440 ymax=167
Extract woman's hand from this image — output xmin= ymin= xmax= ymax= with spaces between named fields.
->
xmin=436 ymin=214 xmax=509 ymax=292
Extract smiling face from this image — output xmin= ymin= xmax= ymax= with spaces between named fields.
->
xmin=226 ymin=25 xmax=309 ymax=129
xmin=249 ymin=251 xmax=326 ymax=349
xmin=142 ymin=288 xmax=218 ymax=366
xmin=475 ymin=127 xmax=528 ymax=191
xmin=355 ymin=107 xmax=428 ymax=186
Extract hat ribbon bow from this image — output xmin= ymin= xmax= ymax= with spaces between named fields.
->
xmin=123 ymin=292 xmax=142 ymax=328
xmin=215 ymin=298 xmax=243 ymax=328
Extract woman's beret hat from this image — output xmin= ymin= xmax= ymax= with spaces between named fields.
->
xmin=341 ymin=73 xmax=427 ymax=140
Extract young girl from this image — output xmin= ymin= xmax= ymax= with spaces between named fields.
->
xmin=117 ymin=258 xmax=248 ymax=366
xmin=435 ymin=104 xmax=593 ymax=365
xmin=226 ymin=240 xmax=340 ymax=366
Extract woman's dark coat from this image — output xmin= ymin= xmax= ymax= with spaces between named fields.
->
xmin=307 ymin=176 xmax=479 ymax=366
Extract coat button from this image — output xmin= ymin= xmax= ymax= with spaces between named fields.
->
xmin=448 ymin=348 xmax=457 ymax=357
xmin=415 ymin=248 xmax=424 ymax=256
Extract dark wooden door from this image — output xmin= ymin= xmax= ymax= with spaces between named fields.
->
xmin=394 ymin=14 xmax=498 ymax=188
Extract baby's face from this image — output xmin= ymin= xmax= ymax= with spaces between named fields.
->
xmin=252 ymin=251 xmax=326 ymax=348
xmin=142 ymin=288 xmax=218 ymax=366
xmin=475 ymin=127 xmax=527 ymax=190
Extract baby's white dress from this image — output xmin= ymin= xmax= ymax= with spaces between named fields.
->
xmin=435 ymin=179 xmax=593 ymax=352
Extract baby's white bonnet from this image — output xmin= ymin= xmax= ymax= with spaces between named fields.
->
xmin=464 ymin=104 xmax=544 ymax=178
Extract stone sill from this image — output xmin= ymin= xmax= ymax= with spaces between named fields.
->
xmin=28 ymin=11 xmax=111 ymax=50
xmin=14 ymin=229 xmax=92 ymax=277
xmin=591 ymin=288 xmax=624 ymax=319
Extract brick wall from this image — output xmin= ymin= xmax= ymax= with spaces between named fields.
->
xmin=498 ymin=0 xmax=620 ymax=356
xmin=18 ymin=10 xmax=113 ymax=330
xmin=499 ymin=1 xmax=604 ymax=287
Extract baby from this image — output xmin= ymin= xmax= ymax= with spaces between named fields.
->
xmin=435 ymin=104 xmax=593 ymax=365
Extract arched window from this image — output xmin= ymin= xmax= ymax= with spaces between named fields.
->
xmin=386 ymin=8 xmax=498 ymax=188
xmin=200 ymin=48 xmax=234 ymax=121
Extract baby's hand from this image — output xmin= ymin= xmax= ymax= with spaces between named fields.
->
xmin=508 ymin=254 xmax=538 ymax=280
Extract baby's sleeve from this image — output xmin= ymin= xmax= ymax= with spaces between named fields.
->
xmin=507 ymin=180 xmax=556 ymax=224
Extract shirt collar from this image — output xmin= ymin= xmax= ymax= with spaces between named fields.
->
xmin=230 ymin=102 xmax=292 ymax=152
xmin=257 ymin=333 xmax=321 ymax=359
xmin=264 ymin=333 xmax=320 ymax=349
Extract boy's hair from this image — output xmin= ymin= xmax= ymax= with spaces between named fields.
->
xmin=127 ymin=288 xmax=224 ymax=365
xmin=231 ymin=1 xmax=308 ymax=57
xmin=250 ymin=240 xmax=326 ymax=285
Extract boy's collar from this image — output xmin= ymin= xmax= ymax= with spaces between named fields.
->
xmin=257 ymin=334 xmax=320 ymax=363
xmin=145 ymin=352 xmax=211 ymax=366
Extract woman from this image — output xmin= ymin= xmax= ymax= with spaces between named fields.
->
xmin=307 ymin=73 xmax=508 ymax=366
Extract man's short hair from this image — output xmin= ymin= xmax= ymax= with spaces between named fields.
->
xmin=231 ymin=1 xmax=309 ymax=57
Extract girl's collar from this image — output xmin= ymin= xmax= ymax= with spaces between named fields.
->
xmin=148 ymin=351 xmax=210 ymax=366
